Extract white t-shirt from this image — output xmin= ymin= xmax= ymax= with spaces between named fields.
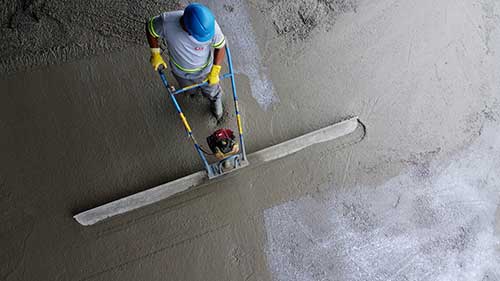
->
xmin=149 ymin=11 xmax=226 ymax=75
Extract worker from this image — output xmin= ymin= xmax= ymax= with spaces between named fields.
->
xmin=146 ymin=3 xmax=226 ymax=120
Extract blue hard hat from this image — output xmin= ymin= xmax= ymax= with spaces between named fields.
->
xmin=183 ymin=3 xmax=215 ymax=42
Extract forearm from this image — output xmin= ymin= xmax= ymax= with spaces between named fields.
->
xmin=146 ymin=20 xmax=167 ymax=71
xmin=146 ymin=23 xmax=160 ymax=49
xmin=213 ymin=47 xmax=225 ymax=66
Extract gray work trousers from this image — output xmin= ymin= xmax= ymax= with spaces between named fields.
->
xmin=171 ymin=65 xmax=222 ymax=103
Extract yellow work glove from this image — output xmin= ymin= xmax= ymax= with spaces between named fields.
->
xmin=208 ymin=64 xmax=221 ymax=85
xmin=150 ymin=48 xmax=167 ymax=71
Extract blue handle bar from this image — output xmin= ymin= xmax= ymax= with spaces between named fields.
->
xmin=158 ymin=70 xmax=233 ymax=96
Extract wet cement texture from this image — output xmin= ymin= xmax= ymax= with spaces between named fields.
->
xmin=266 ymin=0 xmax=357 ymax=42
xmin=1 ymin=0 xmax=500 ymax=280
xmin=265 ymin=120 xmax=500 ymax=280
xmin=0 ymin=0 xmax=181 ymax=74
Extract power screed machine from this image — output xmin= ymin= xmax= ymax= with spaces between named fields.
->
xmin=158 ymin=45 xmax=248 ymax=179
xmin=73 ymin=45 xmax=366 ymax=226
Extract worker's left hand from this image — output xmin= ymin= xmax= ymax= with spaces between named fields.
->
xmin=208 ymin=65 xmax=222 ymax=85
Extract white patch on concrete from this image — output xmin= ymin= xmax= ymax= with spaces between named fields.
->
xmin=264 ymin=121 xmax=500 ymax=281
xmin=198 ymin=0 xmax=279 ymax=110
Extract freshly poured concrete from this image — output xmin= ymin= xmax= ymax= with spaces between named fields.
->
xmin=265 ymin=121 xmax=500 ymax=280
xmin=1 ymin=0 xmax=500 ymax=280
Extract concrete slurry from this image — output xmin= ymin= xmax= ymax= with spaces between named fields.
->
xmin=1 ymin=0 xmax=500 ymax=280
xmin=0 ymin=0 xmax=181 ymax=74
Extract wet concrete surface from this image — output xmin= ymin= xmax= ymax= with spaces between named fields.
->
xmin=0 ymin=0 xmax=182 ymax=74
xmin=1 ymin=0 xmax=500 ymax=280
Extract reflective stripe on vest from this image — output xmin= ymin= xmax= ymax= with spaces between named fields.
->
xmin=169 ymin=56 xmax=211 ymax=73
xmin=148 ymin=17 xmax=160 ymax=38
xmin=212 ymin=37 xmax=225 ymax=48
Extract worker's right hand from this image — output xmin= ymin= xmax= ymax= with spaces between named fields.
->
xmin=150 ymin=48 xmax=167 ymax=71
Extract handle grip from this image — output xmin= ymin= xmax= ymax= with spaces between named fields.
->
xmin=172 ymin=73 xmax=233 ymax=95
xmin=158 ymin=64 xmax=167 ymax=72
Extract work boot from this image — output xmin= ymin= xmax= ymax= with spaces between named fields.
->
xmin=211 ymin=98 xmax=223 ymax=120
